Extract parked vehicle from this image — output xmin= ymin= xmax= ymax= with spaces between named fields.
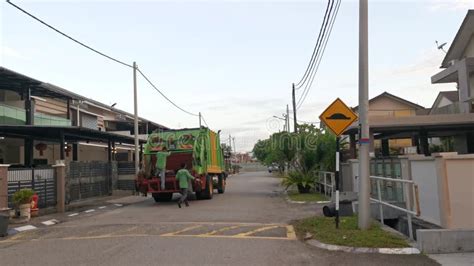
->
xmin=136 ymin=127 xmax=227 ymax=202
xmin=267 ymin=163 xmax=279 ymax=173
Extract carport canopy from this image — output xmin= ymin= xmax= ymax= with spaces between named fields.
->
xmin=0 ymin=125 xmax=146 ymax=165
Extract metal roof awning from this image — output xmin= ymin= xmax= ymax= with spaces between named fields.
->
xmin=344 ymin=113 xmax=474 ymax=138
xmin=0 ymin=67 xmax=73 ymax=100
xmin=0 ymin=125 xmax=147 ymax=144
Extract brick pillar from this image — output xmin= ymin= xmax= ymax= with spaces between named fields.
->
xmin=0 ymin=165 xmax=10 ymax=209
xmin=54 ymin=162 xmax=66 ymax=213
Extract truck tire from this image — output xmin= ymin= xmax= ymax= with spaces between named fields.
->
xmin=199 ymin=176 xmax=213 ymax=200
xmin=152 ymin=193 xmax=173 ymax=202
xmin=217 ymin=175 xmax=225 ymax=194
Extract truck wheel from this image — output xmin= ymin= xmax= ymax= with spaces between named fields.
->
xmin=152 ymin=193 xmax=173 ymax=202
xmin=200 ymin=176 xmax=213 ymax=200
xmin=218 ymin=175 xmax=225 ymax=194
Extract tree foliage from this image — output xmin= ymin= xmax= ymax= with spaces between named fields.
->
xmin=252 ymin=124 xmax=340 ymax=192
xmin=252 ymin=124 xmax=337 ymax=173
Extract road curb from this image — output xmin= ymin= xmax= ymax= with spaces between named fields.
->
xmin=306 ymin=239 xmax=421 ymax=254
xmin=284 ymin=192 xmax=331 ymax=205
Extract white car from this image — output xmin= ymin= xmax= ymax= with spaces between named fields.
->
xmin=267 ymin=164 xmax=278 ymax=173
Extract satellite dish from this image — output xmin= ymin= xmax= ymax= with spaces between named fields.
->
xmin=435 ymin=40 xmax=447 ymax=53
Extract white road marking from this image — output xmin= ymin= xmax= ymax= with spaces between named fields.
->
xmin=84 ymin=209 xmax=95 ymax=213
xmin=114 ymin=204 xmax=123 ymax=207
xmin=98 ymin=206 xmax=107 ymax=209
xmin=68 ymin=213 xmax=79 ymax=217
xmin=14 ymin=225 xmax=37 ymax=232
xmin=41 ymin=219 xmax=59 ymax=226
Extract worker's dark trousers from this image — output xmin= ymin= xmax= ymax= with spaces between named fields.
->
xmin=178 ymin=188 xmax=189 ymax=205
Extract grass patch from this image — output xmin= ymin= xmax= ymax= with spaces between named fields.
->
xmin=293 ymin=216 xmax=409 ymax=248
xmin=288 ymin=191 xmax=329 ymax=202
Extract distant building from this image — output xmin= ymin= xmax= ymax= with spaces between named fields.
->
xmin=233 ymin=152 xmax=254 ymax=163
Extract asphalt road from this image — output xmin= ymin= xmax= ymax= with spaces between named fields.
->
xmin=0 ymin=171 xmax=438 ymax=265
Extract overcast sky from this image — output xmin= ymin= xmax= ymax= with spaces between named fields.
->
xmin=1 ymin=0 xmax=473 ymax=151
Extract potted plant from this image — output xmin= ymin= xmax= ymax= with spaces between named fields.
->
xmin=12 ymin=189 xmax=35 ymax=220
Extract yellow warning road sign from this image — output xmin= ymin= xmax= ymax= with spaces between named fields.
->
xmin=319 ymin=98 xmax=358 ymax=136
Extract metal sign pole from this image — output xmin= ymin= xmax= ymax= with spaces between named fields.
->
xmin=335 ymin=136 xmax=340 ymax=229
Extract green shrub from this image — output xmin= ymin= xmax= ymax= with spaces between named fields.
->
xmin=282 ymin=171 xmax=316 ymax=193
xmin=12 ymin=189 xmax=35 ymax=205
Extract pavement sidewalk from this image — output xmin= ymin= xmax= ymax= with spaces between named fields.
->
xmin=4 ymin=193 xmax=150 ymax=233
xmin=428 ymin=253 xmax=474 ymax=266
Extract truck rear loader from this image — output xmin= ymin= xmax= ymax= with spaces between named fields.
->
xmin=136 ymin=127 xmax=227 ymax=202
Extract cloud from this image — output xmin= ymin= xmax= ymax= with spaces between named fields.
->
xmin=0 ymin=46 xmax=29 ymax=60
xmin=367 ymin=48 xmax=454 ymax=107
xmin=429 ymin=0 xmax=474 ymax=11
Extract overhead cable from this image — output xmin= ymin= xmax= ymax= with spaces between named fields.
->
xmin=294 ymin=0 xmax=332 ymax=90
xmin=6 ymin=0 xmax=133 ymax=68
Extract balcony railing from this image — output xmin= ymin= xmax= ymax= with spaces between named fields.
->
xmin=0 ymin=103 xmax=71 ymax=126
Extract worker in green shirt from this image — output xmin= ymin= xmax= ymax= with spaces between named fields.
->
xmin=176 ymin=163 xmax=194 ymax=208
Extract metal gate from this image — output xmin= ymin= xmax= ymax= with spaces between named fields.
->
xmin=7 ymin=167 xmax=57 ymax=209
xmin=67 ymin=161 xmax=112 ymax=202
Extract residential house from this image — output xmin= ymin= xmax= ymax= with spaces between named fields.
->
xmin=0 ymin=67 xmax=168 ymax=166
xmin=431 ymin=10 xmax=474 ymax=153
xmin=348 ymin=91 xmax=426 ymax=157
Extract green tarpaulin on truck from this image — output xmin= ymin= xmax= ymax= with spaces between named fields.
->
xmin=144 ymin=127 xmax=224 ymax=175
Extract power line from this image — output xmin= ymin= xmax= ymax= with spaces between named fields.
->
xmin=296 ymin=0 xmax=337 ymax=107
xmin=200 ymin=114 xmax=209 ymax=127
xmin=294 ymin=0 xmax=332 ymax=90
xmin=6 ymin=0 xmax=133 ymax=68
xmin=273 ymin=115 xmax=319 ymax=124
xmin=136 ymin=67 xmax=199 ymax=117
xmin=297 ymin=0 xmax=341 ymax=110
xmin=8 ymin=0 xmax=202 ymax=119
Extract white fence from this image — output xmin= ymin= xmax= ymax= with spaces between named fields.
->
xmin=315 ymin=171 xmax=335 ymax=197
xmin=370 ymin=175 xmax=420 ymax=240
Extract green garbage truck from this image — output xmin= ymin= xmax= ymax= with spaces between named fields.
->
xmin=136 ymin=127 xmax=227 ymax=202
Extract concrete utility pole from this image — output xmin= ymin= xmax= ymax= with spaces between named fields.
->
xmin=358 ymin=0 xmax=371 ymax=230
xmin=286 ymin=104 xmax=290 ymax=132
xmin=232 ymin=137 xmax=236 ymax=155
xmin=199 ymin=112 xmax=202 ymax=127
xmin=133 ymin=61 xmax=139 ymax=175
xmin=229 ymin=134 xmax=233 ymax=166
xmin=292 ymin=83 xmax=297 ymax=133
